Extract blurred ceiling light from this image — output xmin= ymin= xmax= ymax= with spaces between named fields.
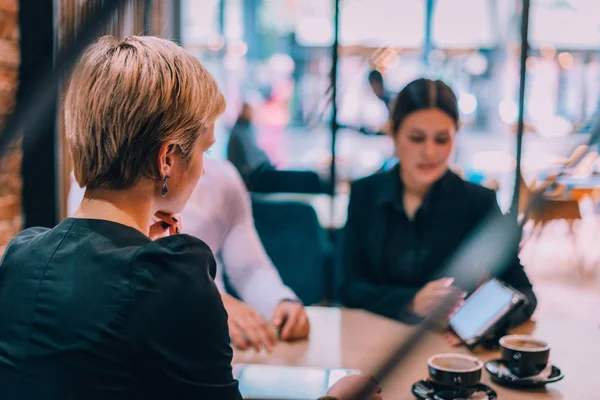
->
xmin=540 ymin=43 xmax=557 ymax=59
xmin=458 ymin=91 xmax=477 ymax=114
xmin=464 ymin=52 xmax=488 ymax=75
xmin=227 ymin=39 xmax=248 ymax=58
xmin=207 ymin=34 xmax=225 ymax=52
xmin=499 ymin=99 xmax=518 ymax=124
xmin=557 ymin=52 xmax=574 ymax=69
xmin=526 ymin=56 xmax=538 ymax=70
xmin=268 ymin=53 xmax=295 ymax=75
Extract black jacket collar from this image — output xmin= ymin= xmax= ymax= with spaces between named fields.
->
xmin=374 ymin=164 xmax=457 ymax=214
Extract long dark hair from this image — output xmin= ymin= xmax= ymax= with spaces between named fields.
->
xmin=390 ymin=78 xmax=459 ymax=134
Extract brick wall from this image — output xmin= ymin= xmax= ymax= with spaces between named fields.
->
xmin=0 ymin=0 xmax=22 ymax=255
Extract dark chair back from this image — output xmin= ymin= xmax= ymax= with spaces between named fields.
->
xmin=248 ymin=170 xmax=329 ymax=194
xmin=251 ymin=199 xmax=331 ymax=305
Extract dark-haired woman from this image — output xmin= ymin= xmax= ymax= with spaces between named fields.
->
xmin=340 ymin=78 xmax=537 ymax=330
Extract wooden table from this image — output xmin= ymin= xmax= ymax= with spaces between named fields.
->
xmin=234 ymin=307 xmax=600 ymax=399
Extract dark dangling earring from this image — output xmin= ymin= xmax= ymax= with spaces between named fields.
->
xmin=161 ymin=174 xmax=170 ymax=197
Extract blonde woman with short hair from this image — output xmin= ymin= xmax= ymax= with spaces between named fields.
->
xmin=0 ymin=35 xmax=236 ymax=399
xmin=0 ymin=36 xmax=381 ymax=400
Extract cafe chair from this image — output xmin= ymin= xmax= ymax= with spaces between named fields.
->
xmin=519 ymin=175 xmax=585 ymax=274
xmin=251 ymin=199 xmax=332 ymax=305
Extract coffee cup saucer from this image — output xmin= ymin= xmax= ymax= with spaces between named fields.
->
xmin=411 ymin=379 xmax=497 ymax=399
xmin=485 ymin=359 xmax=564 ymax=388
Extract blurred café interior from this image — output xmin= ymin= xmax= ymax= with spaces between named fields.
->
xmin=1 ymin=0 xmax=600 ymax=398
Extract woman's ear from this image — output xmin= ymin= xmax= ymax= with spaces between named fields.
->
xmin=157 ymin=141 xmax=176 ymax=178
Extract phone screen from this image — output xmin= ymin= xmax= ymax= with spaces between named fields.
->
xmin=449 ymin=279 xmax=516 ymax=342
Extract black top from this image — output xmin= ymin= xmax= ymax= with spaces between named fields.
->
xmin=0 ymin=218 xmax=242 ymax=400
xmin=340 ymin=165 xmax=537 ymax=325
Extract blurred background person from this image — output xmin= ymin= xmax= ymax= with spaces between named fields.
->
xmin=255 ymin=81 xmax=293 ymax=166
xmin=368 ymin=69 xmax=393 ymax=114
xmin=339 ymin=69 xmax=394 ymax=137
xmin=227 ymin=101 xmax=275 ymax=185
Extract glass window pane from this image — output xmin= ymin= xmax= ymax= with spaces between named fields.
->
xmin=340 ymin=0 xmax=424 ymax=48
xmin=432 ymin=0 xmax=496 ymax=49
xmin=530 ymin=0 xmax=600 ymax=50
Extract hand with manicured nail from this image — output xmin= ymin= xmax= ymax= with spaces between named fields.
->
xmin=149 ymin=212 xmax=183 ymax=240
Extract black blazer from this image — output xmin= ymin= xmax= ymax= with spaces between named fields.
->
xmin=340 ymin=165 xmax=537 ymax=325
xmin=0 ymin=218 xmax=242 ymax=400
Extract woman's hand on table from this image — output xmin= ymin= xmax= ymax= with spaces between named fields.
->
xmin=149 ymin=212 xmax=182 ymax=239
xmin=325 ymin=374 xmax=383 ymax=400
xmin=221 ymin=293 xmax=277 ymax=352
xmin=272 ymin=300 xmax=310 ymax=341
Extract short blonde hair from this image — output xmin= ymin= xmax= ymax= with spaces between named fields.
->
xmin=65 ymin=35 xmax=225 ymax=189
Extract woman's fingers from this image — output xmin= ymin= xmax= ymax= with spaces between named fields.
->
xmin=153 ymin=212 xmax=182 ymax=235
xmin=150 ymin=213 xmax=182 ymax=239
